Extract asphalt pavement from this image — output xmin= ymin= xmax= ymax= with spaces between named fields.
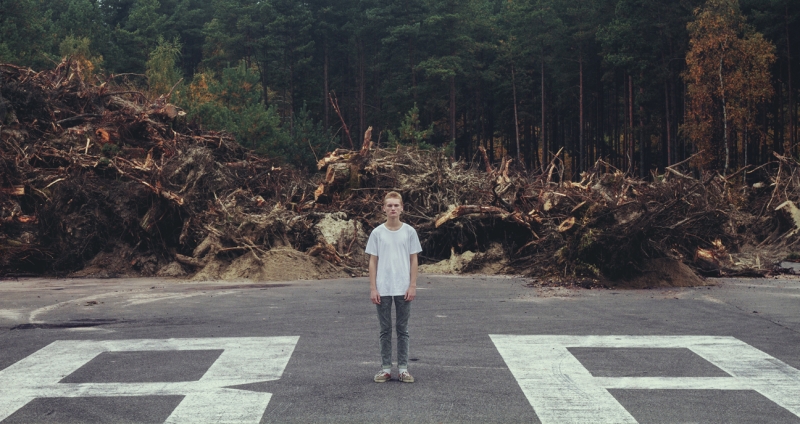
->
xmin=0 ymin=274 xmax=799 ymax=423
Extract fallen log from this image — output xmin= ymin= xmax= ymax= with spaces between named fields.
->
xmin=175 ymin=253 xmax=208 ymax=268
xmin=307 ymin=242 xmax=342 ymax=264
xmin=775 ymin=200 xmax=800 ymax=238
xmin=435 ymin=205 xmax=510 ymax=228
xmin=0 ymin=186 xmax=24 ymax=196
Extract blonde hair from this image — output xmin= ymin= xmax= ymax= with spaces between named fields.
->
xmin=384 ymin=191 xmax=403 ymax=204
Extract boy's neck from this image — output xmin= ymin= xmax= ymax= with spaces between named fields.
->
xmin=385 ymin=217 xmax=402 ymax=230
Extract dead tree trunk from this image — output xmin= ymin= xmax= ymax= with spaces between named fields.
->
xmin=719 ymin=55 xmax=730 ymax=174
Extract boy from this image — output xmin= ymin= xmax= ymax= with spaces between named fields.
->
xmin=365 ymin=191 xmax=422 ymax=383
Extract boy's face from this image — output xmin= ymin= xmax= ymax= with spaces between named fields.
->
xmin=383 ymin=198 xmax=403 ymax=218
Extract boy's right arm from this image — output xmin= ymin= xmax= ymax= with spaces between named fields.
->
xmin=369 ymin=255 xmax=380 ymax=304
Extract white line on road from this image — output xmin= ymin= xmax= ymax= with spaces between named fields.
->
xmin=490 ymin=335 xmax=800 ymax=424
xmin=0 ymin=337 xmax=299 ymax=423
xmin=27 ymin=292 xmax=123 ymax=323
xmin=0 ymin=309 xmax=25 ymax=321
xmin=592 ymin=377 xmax=747 ymax=390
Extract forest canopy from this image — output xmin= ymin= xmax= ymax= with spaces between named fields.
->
xmin=1 ymin=0 xmax=799 ymax=176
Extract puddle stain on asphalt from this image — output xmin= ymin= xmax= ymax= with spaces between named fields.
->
xmin=11 ymin=319 xmax=123 ymax=331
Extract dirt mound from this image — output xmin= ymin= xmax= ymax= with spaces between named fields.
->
xmin=420 ymin=243 xmax=507 ymax=275
xmin=607 ymin=258 xmax=708 ymax=289
xmin=69 ymin=242 xmax=163 ymax=278
xmin=191 ymin=249 xmax=348 ymax=281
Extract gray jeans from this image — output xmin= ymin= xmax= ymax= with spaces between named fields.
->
xmin=376 ymin=295 xmax=410 ymax=369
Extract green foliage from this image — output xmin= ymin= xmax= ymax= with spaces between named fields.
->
xmin=59 ymin=35 xmax=103 ymax=74
xmin=146 ymin=36 xmax=183 ymax=95
xmin=0 ymin=43 xmax=13 ymax=63
xmin=101 ymin=143 xmax=121 ymax=157
xmin=199 ymin=0 xmax=264 ymax=76
xmin=51 ymin=0 xmax=106 ymax=40
xmin=59 ymin=35 xmax=92 ymax=58
xmin=785 ymin=252 xmax=800 ymax=261
xmin=387 ymin=103 xmax=433 ymax=147
xmin=180 ymin=62 xmax=283 ymax=150
xmin=259 ymin=0 xmax=315 ymax=117
xmin=290 ymin=102 xmax=336 ymax=169
xmin=0 ymin=0 xmax=50 ymax=67
xmin=178 ymin=62 xmax=329 ymax=169
xmin=110 ymin=0 xmax=169 ymax=72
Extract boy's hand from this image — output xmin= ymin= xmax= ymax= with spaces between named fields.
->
xmin=371 ymin=288 xmax=381 ymax=304
xmin=404 ymin=286 xmax=416 ymax=302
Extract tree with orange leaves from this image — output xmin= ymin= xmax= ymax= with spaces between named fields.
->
xmin=683 ymin=0 xmax=775 ymax=172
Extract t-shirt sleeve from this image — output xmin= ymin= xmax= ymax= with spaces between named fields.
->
xmin=408 ymin=227 xmax=422 ymax=255
xmin=365 ymin=229 xmax=378 ymax=256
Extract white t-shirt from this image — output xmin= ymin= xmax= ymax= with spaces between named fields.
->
xmin=365 ymin=223 xmax=423 ymax=296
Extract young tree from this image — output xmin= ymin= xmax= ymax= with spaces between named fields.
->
xmin=59 ymin=36 xmax=104 ymax=75
xmin=180 ymin=62 xmax=290 ymax=158
xmin=683 ymin=0 xmax=775 ymax=171
xmin=146 ymin=36 xmax=182 ymax=95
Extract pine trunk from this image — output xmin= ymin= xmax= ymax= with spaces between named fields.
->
xmin=628 ymin=75 xmax=634 ymax=173
xmin=579 ymin=51 xmax=584 ymax=173
xmin=665 ymin=80 xmax=672 ymax=166
xmin=719 ymin=56 xmax=730 ymax=173
xmin=541 ymin=56 xmax=547 ymax=168
xmin=787 ymin=7 xmax=795 ymax=153
xmin=324 ymin=43 xmax=329 ymax=130
xmin=512 ymin=64 xmax=521 ymax=166
xmin=450 ymin=75 xmax=456 ymax=147
xmin=639 ymin=84 xmax=646 ymax=178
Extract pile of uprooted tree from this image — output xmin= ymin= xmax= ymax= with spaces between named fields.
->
xmin=2 ymin=60 xmax=800 ymax=286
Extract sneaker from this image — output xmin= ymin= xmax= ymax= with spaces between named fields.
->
xmin=374 ymin=370 xmax=391 ymax=383
xmin=398 ymin=370 xmax=414 ymax=383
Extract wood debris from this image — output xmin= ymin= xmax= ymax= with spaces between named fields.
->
xmin=2 ymin=60 xmax=799 ymax=284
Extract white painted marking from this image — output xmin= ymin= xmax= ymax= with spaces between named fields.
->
xmin=27 ymin=292 xmax=121 ymax=323
xmin=63 ymin=327 xmax=115 ymax=333
xmin=0 ymin=337 xmax=298 ymax=423
xmin=0 ymin=309 xmax=25 ymax=321
xmin=490 ymin=335 xmax=800 ymax=424
xmin=123 ymin=291 xmax=238 ymax=306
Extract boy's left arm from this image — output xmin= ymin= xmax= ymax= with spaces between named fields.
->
xmin=405 ymin=253 xmax=418 ymax=301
